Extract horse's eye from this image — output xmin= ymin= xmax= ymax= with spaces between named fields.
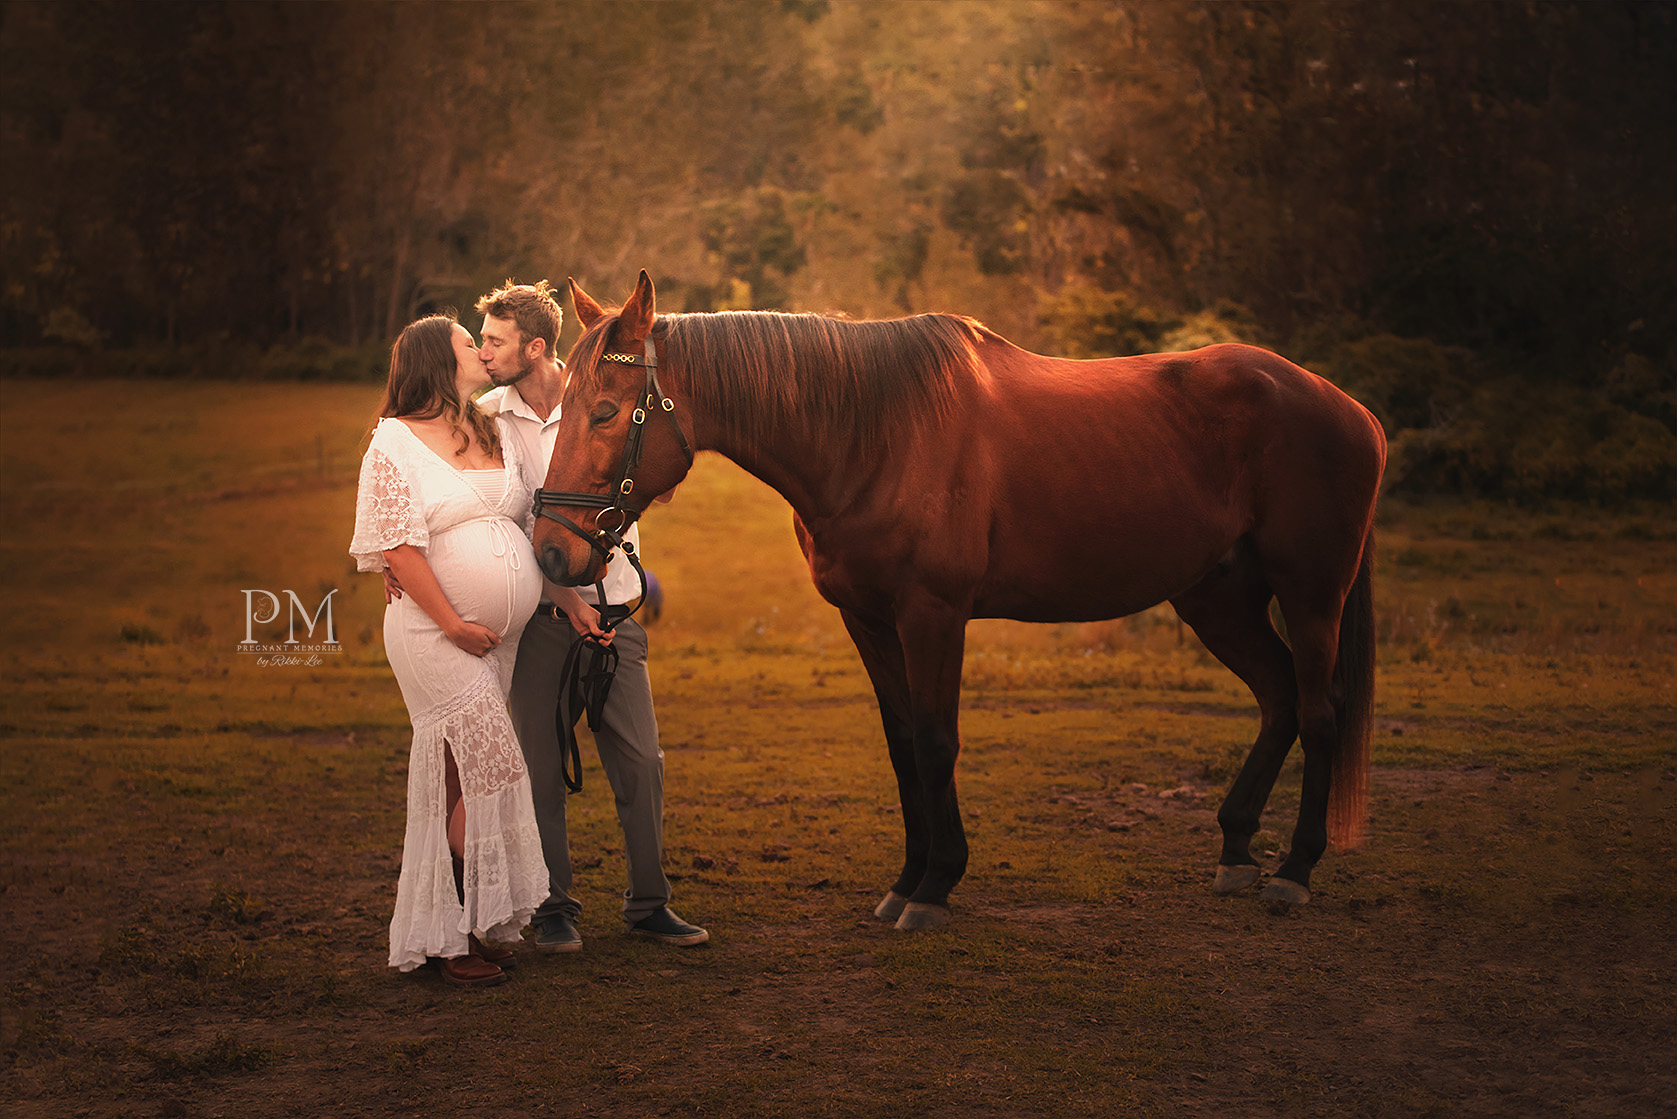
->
xmin=590 ymin=403 xmax=619 ymax=426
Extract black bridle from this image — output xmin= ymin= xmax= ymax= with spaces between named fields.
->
xmin=530 ymin=335 xmax=694 ymax=794
xmin=532 ymin=336 xmax=693 ymax=614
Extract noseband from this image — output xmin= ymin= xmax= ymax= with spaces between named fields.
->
xmin=531 ymin=337 xmax=694 ymax=619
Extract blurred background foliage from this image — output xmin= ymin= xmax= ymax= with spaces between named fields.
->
xmin=2 ymin=0 xmax=1673 ymax=502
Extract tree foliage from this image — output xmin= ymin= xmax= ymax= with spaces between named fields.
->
xmin=3 ymin=0 xmax=1673 ymax=498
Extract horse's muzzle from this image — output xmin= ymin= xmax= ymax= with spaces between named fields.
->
xmin=537 ymin=540 xmax=598 ymax=587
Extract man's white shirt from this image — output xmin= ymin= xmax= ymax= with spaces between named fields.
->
xmin=479 ymin=382 xmax=643 ymax=606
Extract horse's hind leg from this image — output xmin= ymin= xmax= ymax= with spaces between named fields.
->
xmin=1262 ymin=593 xmax=1348 ymax=908
xmin=839 ymin=608 xmax=923 ymax=923
xmin=1171 ymin=544 xmax=1299 ymax=895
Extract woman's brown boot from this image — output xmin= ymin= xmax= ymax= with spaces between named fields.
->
xmin=439 ymin=953 xmax=505 ymax=988
xmin=449 ymin=851 xmax=516 ymax=975
xmin=470 ymin=934 xmax=517 ymax=970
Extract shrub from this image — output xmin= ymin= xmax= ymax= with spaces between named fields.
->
xmin=1310 ymin=333 xmax=1473 ymax=433
xmin=0 ymin=338 xmax=390 ymax=381
xmin=1602 ymin=352 xmax=1677 ymax=433
xmin=1156 ymin=301 xmax=1262 ymax=352
xmin=1392 ymin=381 xmax=1677 ymax=503
xmin=255 ymin=336 xmax=388 ymax=382
xmin=1041 ymin=288 xmax=1261 ymax=359
xmin=0 ymin=346 xmax=86 ymax=379
xmin=41 ymin=307 xmax=104 ymax=348
xmin=1039 ymin=286 xmax=1182 ymax=358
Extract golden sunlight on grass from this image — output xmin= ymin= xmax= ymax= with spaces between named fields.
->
xmin=2 ymin=380 xmax=1673 ymax=1117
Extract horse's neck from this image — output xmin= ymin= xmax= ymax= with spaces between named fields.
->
xmin=680 ymin=353 xmax=904 ymax=523
xmin=708 ymin=435 xmax=840 ymax=522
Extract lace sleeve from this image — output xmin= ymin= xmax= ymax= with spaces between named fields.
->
xmin=349 ymin=446 xmax=429 ymax=571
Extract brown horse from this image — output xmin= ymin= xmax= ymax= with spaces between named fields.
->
xmin=535 ymin=271 xmax=1385 ymax=930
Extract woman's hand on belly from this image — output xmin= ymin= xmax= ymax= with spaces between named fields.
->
xmin=384 ymin=544 xmax=497 ymax=653
xmin=444 ymin=618 xmax=502 ymax=657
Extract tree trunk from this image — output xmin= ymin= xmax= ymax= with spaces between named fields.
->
xmin=347 ymin=274 xmax=360 ymax=347
xmin=384 ymin=230 xmax=410 ymax=340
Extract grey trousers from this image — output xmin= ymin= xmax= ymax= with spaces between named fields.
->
xmin=508 ymin=608 xmax=670 ymax=926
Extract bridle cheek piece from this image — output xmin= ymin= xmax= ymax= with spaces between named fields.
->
xmin=531 ymin=336 xmax=694 ymax=621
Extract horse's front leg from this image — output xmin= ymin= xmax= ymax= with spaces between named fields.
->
xmin=837 ymin=609 xmax=923 ymax=922
xmin=892 ymin=592 xmax=970 ymax=931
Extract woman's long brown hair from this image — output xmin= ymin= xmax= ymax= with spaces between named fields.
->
xmin=374 ymin=313 xmax=500 ymax=460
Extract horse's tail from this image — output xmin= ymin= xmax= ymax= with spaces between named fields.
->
xmin=1329 ymin=531 xmax=1375 ymax=849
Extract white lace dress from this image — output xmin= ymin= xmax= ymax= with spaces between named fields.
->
xmin=349 ymin=416 xmax=547 ymax=971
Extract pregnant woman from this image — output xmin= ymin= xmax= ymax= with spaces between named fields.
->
xmin=350 ymin=313 xmax=547 ymax=987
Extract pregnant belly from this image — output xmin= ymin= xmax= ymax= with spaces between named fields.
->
xmin=427 ymin=521 xmax=542 ymax=637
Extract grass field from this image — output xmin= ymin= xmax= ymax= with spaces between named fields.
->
xmin=2 ymin=380 xmax=1674 ymax=1117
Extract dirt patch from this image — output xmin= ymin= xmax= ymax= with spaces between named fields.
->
xmin=5 ymin=751 xmax=1673 ymax=1118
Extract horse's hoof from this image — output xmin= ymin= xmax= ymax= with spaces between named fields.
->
xmin=873 ymin=890 xmax=909 ymax=921
xmin=1213 ymin=864 xmax=1262 ymax=895
xmin=1262 ymin=877 xmax=1311 ymax=913
xmin=893 ymin=902 xmax=952 ymax=931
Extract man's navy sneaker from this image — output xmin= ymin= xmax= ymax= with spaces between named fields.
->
xmin=629 ymin=906 xmax=709 ymax=946
xmin=533 ymin=914 xmax=582 ymax=954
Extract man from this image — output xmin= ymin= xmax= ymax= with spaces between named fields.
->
xmin=474 ymin=278 xmax=707 ymax=951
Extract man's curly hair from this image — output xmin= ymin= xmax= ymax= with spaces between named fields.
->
xmin=475 ymin=279 xmax=563 ymax=352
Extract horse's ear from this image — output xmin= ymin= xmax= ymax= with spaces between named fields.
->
xmin=618 ymin=269 xmax=656 ymax=343
xmin=569 ymin=278 xmax=605 ymax=329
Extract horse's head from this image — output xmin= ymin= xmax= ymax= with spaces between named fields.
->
xmin=532 ymin=270 xmax=695 ymax=588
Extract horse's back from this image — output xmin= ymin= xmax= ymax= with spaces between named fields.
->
xmin=959 ymin=339 xmax=1384 ymax=621
xmin=979 ymin=339 xmax=1383 ymax=489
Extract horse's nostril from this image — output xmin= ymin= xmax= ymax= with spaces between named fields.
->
xmin=538 ymin=543 xmax=569 ymax=586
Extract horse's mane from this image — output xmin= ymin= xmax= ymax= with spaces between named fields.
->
xmin=570 ymin=309 xmax=992 ymax=454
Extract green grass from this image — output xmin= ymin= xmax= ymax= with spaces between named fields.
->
xmin=2 ymin=380 xmax=1674 ymax=1117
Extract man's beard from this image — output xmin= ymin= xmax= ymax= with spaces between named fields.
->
xmin=489 ymin=353 xmax=533 ymax=387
